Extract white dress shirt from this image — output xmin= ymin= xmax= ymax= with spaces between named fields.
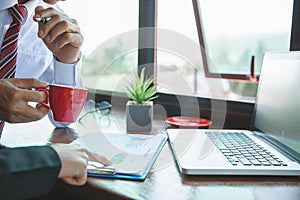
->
xmin=0 ymin=0 xmax=83 ymax=127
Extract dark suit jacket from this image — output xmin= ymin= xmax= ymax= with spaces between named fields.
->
xmin=0 ymin=146 xmax=61 ymax=200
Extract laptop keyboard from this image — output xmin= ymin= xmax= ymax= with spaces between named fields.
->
xmin=205 ymin=131 xmax=288 ymax=166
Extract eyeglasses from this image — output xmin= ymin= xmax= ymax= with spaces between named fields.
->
xmin=78 ymin=100 xmax=112 ymax=124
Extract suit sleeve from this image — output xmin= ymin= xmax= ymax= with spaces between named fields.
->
xmin=0 ymin=146 xmax=61 ymax=200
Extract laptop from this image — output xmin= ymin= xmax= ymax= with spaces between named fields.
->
xmin=167 ymin=52 xmax=300 ymax=176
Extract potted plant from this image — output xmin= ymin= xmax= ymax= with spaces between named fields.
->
xmin=125 ymin=68 xmax=158 ymax=133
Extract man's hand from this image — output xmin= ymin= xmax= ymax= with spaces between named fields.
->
xmin=34 ymin=6 xmax=84 ymax=64
xmin=0 ymin=78 xmax=49 ymax=123
xmin=51 ymin=143 xmax=111 ymax=186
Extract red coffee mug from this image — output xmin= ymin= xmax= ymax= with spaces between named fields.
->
xmin=37 ymin=84 xmax=88 ymax=122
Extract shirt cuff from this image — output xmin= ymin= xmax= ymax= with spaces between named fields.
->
xmin=53 ymin=52 xmax=82 ymax=87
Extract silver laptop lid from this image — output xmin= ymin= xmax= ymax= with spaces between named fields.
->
xmin=253 ymin=52 xmax=300 ymax=158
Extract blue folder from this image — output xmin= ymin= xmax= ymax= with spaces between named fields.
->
xmin=77 ymin=132 xmax=168 ymax=181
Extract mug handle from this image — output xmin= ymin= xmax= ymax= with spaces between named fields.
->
xmin=36 ymin=88 xmax=50 ymax=109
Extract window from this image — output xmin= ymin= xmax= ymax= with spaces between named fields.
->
xmin=55 ymin=0 xmax=299 ymax=129
xmin=196 ymin=0 xmax=293 ymax=75
xmin=59 ymin=0 xmax=296 ymax=106
xmin=157 ymin=0 xmax=293 ymax=102
xmin=59 ymin=0 xmax=139 ymax=92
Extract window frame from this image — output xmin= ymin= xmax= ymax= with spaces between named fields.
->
xmin=138 ymin=0 xmax=157 ymax=79
xmin=192 ymin=0 xmax=296 ymax=82
xmin=290 ymin=0 xmax=300 ymax=50
xmin=192 ymin=0 xmax=257 ymax=81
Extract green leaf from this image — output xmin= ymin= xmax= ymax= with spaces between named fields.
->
xmin=124 ymin=67 xmax=159 ymax=103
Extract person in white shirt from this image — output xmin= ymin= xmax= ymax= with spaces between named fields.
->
xmin=0 ymin=0 xmax=83 ymax=126
xmin=0 ymin=1 xmax=111 ymax=198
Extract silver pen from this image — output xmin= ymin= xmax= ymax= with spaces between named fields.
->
xmin=87 ymin=161 xmax=117 ymax=175
xmin=35 ymin=17 xmax=51 ymax=24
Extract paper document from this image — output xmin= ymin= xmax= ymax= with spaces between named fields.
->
xmin=73 ymin=132 xmax=167 ymax=179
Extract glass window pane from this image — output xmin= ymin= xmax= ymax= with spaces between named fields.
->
xmin=157 ymin=0 xmax=227 ymax=100
xmin=157 ymin=0 xmax=293 ymax=102
xmin=198 ymin=0 xmax=293 ymax=75
xmin=156 ymin=0 xmax=198 ymax=96
xmin=59 ymin=0 xmax=138 ymax=92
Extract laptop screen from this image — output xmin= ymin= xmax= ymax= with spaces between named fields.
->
xmin=254 ymin=52 xmax=300 ymax=155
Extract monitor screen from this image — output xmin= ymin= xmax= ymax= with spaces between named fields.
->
xmin=254 ymin=52 xmax=300 ymax=156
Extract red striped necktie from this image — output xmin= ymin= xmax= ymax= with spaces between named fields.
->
xmin=0 ymin=4 xmax=27 ymax=137
xmin=0 ymin=4 xmax=27 ymax=78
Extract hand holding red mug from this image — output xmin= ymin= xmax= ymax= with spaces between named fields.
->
xmin=0 ymin=78 xmax=49 ymax=123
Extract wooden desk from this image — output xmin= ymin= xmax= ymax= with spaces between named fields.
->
xmin=2 ymin=110 xmax=300 ymax=200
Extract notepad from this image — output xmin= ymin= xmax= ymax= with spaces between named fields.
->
xmin=73 ymin=132 xmax=167 ymax=180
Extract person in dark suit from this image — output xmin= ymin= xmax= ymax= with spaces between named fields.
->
xmin=1 ymin=143 xmax=87 ymax=199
